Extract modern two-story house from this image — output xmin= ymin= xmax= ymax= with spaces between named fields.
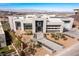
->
xmin=8 ymin=14 xmax=74 ymax=33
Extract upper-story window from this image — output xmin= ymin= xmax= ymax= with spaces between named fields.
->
xmin=24 ymin=16 xmax=26 ymax=19
xmin=16 ymin=17 xmax=19 ymax=19
xmin=47 ymin=25 xmax=61 ymax=27
xmin=38 ymin=16 xmax=41 ymax=18
xmin=28 ymin=16 xmax=33 ymax=18
xmin=64 ymin=21 xmax=70 ymax=23
xmin=37 ymin=15 xmax=42 ymax=18
xmin=50 ymin=17 xmax=54 ymax=18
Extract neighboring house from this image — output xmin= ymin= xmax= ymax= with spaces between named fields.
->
xmin=0 ymin=22 xmax=6 ymax=47
xmin=8 ymin=14 xmax=74 ymax=33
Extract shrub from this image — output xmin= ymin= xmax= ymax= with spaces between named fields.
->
xmin=63 ymin=37 xmax=67 ymax=40
xmin=27 ymin=32 xmax=33 ymax=35
xmin=51 ymin=33 xmax=55 ymax=38
xmin=0 ymin=46 xmax=15 ymax=55
xmin=35 ymin=42 xmax=42 ymax=48
xmin=55 ymin=37 xmax=59 ymax=40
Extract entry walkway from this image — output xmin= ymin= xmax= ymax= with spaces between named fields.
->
xmin=35 ymin=32 xmax=64 ymax=51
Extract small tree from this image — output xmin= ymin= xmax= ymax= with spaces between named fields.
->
xmin=20 ymin=50 xmax=26 ymax=56
xmin=23 ymin=40 xmax=41 ymax=56
xmin=23 ymin=40 xmax=36 ymax=55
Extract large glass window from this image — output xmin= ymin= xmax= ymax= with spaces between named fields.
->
xmin=23 ymin=23 xmax=32 ymax=30
xmin=15 ymin=21 xmax=21 ymax=30
xmin=35 ymin=21 xmax=43 ymax=32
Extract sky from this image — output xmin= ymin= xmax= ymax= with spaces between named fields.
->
xmin=0 ymin=3 xmax=79 ymax=12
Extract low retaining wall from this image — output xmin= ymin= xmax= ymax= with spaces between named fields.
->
xmin=42 ymin=45 xmax=54 ymax=54
xmin=37 ymin=38 xmax=64 ymax=51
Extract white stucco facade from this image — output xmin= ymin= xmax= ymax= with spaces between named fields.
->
xmin=0 ymin=22 xmax=6 ymax=47
xmin=8 ymin=14 xmax=74 ymax=33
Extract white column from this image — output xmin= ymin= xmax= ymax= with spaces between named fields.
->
xmin=21 ymin=22 xmax=24 ymax=31
xmin=69 ymin=18 xmax=74 ymax=30
xmin=60 ymin=22 xmax=64 ymax=33
xmin=43 ymin=20 xmax=46 ymax=33
xmin=1 ymin=34 xmax=6 ymax=47
xmin=8 ymin=16 xmax=14 ymax=30
xmin=32 ymin=20 xmax=35 ymax=33
xmin=13 ymin=20 xmax=16 ymax=31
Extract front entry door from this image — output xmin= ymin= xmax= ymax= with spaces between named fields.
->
xmin=35 ymin=21 xmax=43 ymax=32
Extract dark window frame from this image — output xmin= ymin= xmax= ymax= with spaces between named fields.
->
xmin=23 ymin=23 xmax=32 ymax=30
